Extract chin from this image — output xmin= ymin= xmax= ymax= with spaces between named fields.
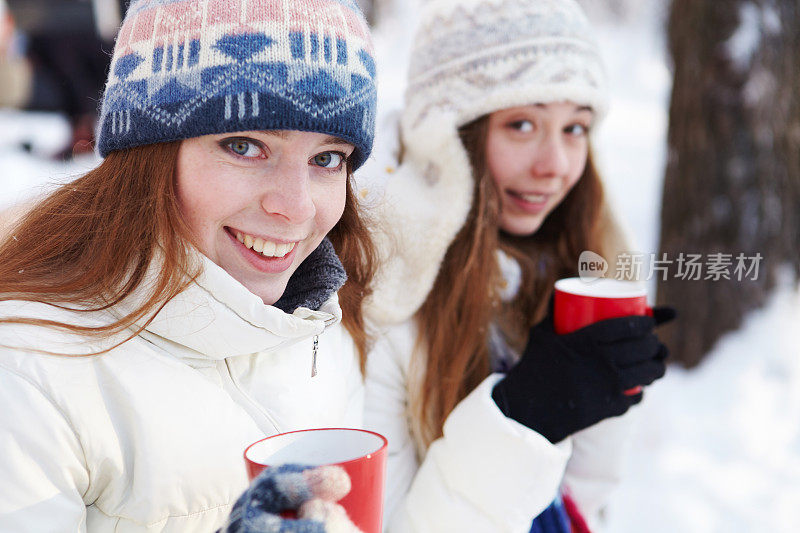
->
xmin=258 ymin=287 xmax=288 ymax=306
xmin=502 ymin=218 xmax=545 ymax=237
xmin=239 ymin=279 xmax=290 ymax=306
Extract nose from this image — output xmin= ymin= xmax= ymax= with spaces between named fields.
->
xmin=530 ymin=133 xmax=570 ymax=178
xmin=259 ymin=159 xmax=316 ymax=223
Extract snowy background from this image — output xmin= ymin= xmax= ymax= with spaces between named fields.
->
xmin=1 ymin=0 xmax=798 ymax=531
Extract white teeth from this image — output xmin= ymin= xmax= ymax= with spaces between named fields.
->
xmin=262 ymin=240 xmax=277 ymax=256
xmin=235 ymin=230 xmax=297 ymax=258
xmin=520 ymin=193 xmax=546 ymax=203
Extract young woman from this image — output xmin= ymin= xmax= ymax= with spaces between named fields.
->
xmin=360 ymin=0 xmax=672 ymax=531
xmin=0 ymin=0 xmax=377 ymax=530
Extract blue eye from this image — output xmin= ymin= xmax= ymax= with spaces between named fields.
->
xmin=312 ymin=151 xmax=345 ymax=169
xmin=225 ymin=138 xmax=262 ymax=158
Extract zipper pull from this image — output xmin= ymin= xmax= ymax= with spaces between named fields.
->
xmin=311 ymin=335 xmax=319 ymax=378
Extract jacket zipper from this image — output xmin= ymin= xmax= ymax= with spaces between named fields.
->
xmin=220 ymin=315 xmax=338 ymax=433
xmin=311 ymin=335 xmax=319 ymax=378
xmin=311 ymin=314 xmax=338 ymax=378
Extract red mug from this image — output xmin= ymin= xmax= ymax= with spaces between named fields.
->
xmin=244 ymin=428 xmax=388 ymax=533
xmin=554 ymin=277 xmax=653 ymax=395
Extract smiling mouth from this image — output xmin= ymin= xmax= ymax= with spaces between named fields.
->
xmin=229 ymin=229 xmax=298 ymax=258
xmin=510 ymin=191 xmax=549 ymax=203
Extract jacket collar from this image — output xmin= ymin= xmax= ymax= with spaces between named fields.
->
xmin=0 ymin=244 xmax=343 ymax=361
xmin=140 ymin=254 xmax=342 ymax=360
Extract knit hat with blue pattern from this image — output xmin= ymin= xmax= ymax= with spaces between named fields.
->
xmin=97 ymin=0 xmax=376 ymax=168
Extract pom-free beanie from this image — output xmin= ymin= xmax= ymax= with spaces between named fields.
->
xmin=97 ymin=0 xmax=377 ymax=169
xmin=404 ymin=0 xmax=607 ymax=134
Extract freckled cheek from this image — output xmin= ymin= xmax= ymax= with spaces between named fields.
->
xmin=179 ymin=203 xmax=218 ymax=256
xmin=314 ymin=182 xmax=348 ymax=234
xmin=177 ymin=180 xmax=236 ymax=251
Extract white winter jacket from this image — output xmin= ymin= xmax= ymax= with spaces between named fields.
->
xmin=0 ymin=255 xmax=364 ymax=532
xmin=363 ymin=272 xmax=632 ymax=533
xmin=357 ymin=113 xmax=632 ymax=532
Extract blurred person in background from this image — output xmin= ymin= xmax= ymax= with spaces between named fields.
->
xmin=358 ymin=0 xmax=674 ymax=531
xmin=0 ymin=0 xmax=31 ymax=109
xmin=2 ymin=0 xmax=127 ymax=157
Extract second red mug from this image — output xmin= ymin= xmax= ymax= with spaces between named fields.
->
xmin=554 ymin=277 xmax=653 ymax=395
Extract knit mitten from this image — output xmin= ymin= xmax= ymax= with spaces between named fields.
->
xmin=219 ymin=464 xmax=362 ymax=533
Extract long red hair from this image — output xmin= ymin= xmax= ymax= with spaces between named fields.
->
xmin=0 ymin=142 xmax=376 ymax=366
xmin=410 ymin=116 xmax=623 ymax=450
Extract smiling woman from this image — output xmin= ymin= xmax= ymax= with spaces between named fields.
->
xmin=0 ymin=0 xmax=377 ymax=531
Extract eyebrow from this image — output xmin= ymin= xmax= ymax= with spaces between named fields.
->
xmin=257 ymin=130 xmax=353 ymax=147
xmin=258 ymin=130 xmax=290 ymax=139
xmin=532 ymin=103 xmax=594 ymax=114
xmin=320 ymin=135 xmax=353 ymax=147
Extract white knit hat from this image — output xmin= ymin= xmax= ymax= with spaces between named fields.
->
xmin=404 ymin=0 xmax=607 ymax=134
xmin=364 ymin=0 xmax=607 ymax=325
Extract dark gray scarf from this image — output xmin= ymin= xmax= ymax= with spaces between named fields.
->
xmin=273 ymin=238 xmax=347 ymax=314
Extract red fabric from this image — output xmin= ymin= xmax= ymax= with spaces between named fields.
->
xmin=561 ymin=491 xmax=592 ymax=533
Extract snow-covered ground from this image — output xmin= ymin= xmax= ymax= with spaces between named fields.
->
xmin=586 ymin=5 xmax=800 ymax=531
xmin=0 ymin=0 xmax=798 ymax=531
xmin=586 ymin=6 xmax=800 ymax=531
xmin=606 ymin=281 xmax=800 ymax=532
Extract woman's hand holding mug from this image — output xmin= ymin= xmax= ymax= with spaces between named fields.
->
xmin=235 ymin=428 xmax=388 ymax=533
xmin=492 ymin=278 xmax=675 ymax=443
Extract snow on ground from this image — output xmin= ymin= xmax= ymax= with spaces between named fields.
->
xmin=0 ymin=1 xmax=798 ymax=531
xmin=579 ymin=5 xmax=800 ymax=531
xmin=606 ymin=281 xmax=800 ymax=532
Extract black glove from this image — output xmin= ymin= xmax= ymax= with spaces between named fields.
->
xmin=492 ymin=307 xmax=675 ymax=444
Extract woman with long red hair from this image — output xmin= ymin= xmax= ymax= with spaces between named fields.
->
xmin=0 ymin=0 xmax=378 ymax=531
xmin=361 ymin=0 xmax=673 ymax=531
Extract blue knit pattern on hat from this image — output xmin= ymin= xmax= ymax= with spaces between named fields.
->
xmin=97 ymin=0 xmax=376 ymax=168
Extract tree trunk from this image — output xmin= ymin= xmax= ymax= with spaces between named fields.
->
xmin=658 ymin=0 xmax=800 ymax=367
